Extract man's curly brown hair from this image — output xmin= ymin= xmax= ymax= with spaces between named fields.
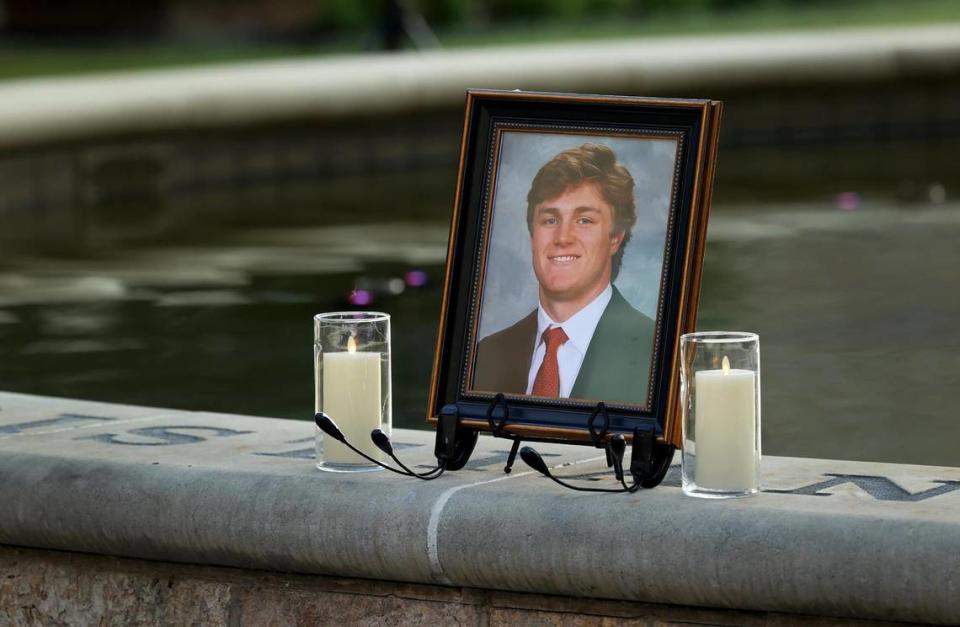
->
xmin=525 ymin=143 xmax=637 ymax=280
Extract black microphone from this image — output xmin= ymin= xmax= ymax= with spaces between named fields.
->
xmin=519 ymin=446 xmax=549 ymax=475
xmin=520 ymin=446 xmax=628 ymax=493
xmin=315 ymin=412 xmax=346 ymax=443
xmin=609 ymin=434 xmax=626 ymax=482
xmin=371 ymin=428 xmax=393 ymax=455
xmin=371 ymin=428 xmax=444 ymax=479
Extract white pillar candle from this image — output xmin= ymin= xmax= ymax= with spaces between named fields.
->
xmin=321 ymin=340 xmax=382 ymax=465
xmin=694 ymin=356 xmax=757 ymax=490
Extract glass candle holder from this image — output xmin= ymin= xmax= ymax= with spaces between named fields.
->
xmin=314 ymin=312 xmax=391 ymax=472
xmin=680 ymin=332 xmax=760 ymax=498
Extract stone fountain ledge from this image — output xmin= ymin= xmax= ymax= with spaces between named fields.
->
xmin=1 ymin=24 xmax=959 ymax=148
xmin=0 ymin=391 xmax=957 ymax=624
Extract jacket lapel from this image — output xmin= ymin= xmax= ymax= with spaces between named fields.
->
xmin=570 ymin=288 xmax=652 ymax=405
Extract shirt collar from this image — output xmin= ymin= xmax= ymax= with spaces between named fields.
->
xmin=535 ymin=284 xmax=613 ymax=355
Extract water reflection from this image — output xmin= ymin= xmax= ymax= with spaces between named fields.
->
xmin=156 ymin=291 xmax=253 ymax=307
xmin=0 ymin=222 xmax=447 ymax=423
xmin=0 ymin=206 xmax=958 ymax=466
xmin=700 ymin=203 xmax=960 ymax=466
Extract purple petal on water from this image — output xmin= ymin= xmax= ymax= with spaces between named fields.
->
xmin=348 ymin=289 xmax=374 ymax=306
xmin=835 ymin=192 xmax=860 ymax=211
xmin=404 ymin=270 xmax=428 ymax=288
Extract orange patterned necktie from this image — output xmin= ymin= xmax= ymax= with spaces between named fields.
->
xmin=531 ymin=326 xmax=569 ymax=398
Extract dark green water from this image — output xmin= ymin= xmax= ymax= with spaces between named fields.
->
xmin=1 ymin=204 xmax=958 ymax=466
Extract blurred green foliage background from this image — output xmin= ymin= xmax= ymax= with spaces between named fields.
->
xmin=0 ymin=0 xmax=957 ymax=80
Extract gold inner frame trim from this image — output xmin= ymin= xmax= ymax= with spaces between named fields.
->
xmin=463 ymin=124 xmax=685 ymax=414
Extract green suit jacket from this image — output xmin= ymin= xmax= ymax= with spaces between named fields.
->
xmin=473 ymin=287 xmax=654 ymax=406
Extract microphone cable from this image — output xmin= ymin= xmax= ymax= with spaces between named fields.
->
xmin=315 ymin=412 xmax=445 ymax=480
xmin=520 ymin=432 xmax=651 ymax=493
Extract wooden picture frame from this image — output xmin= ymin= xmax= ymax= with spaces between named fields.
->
xmin=428 ymin=89 xmax=722 ymax=449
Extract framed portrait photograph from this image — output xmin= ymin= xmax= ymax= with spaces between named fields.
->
xmin=429 ymin=90 xmax=721 ymax=449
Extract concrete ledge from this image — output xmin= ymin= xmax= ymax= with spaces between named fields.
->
xmin=1 ymin=24 xmax=959 ymax=148
xmin=0 ymin=392 xmax=958 ymax=624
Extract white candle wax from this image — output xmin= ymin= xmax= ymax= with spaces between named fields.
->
xmin=694 ymin=367 xmax=757 ymax=491
xmin=321 ymin=350 xmax=382 ymax=465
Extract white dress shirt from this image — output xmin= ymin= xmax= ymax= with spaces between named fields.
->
xmin=526 ymin=284 xmax=612 ymax=397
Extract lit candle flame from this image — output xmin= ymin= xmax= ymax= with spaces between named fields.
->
xmin=722 ymin=355 xmax=730 ymax=375
xmin=347 ymin=335 xmax=357 ymax=353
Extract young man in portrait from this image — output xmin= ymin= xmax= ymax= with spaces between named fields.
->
xmin=473 ymin=143 xmax=655 ymax=405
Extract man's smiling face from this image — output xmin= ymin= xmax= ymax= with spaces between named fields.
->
xmin=530 ymin=181 xmax=624 ymax=315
